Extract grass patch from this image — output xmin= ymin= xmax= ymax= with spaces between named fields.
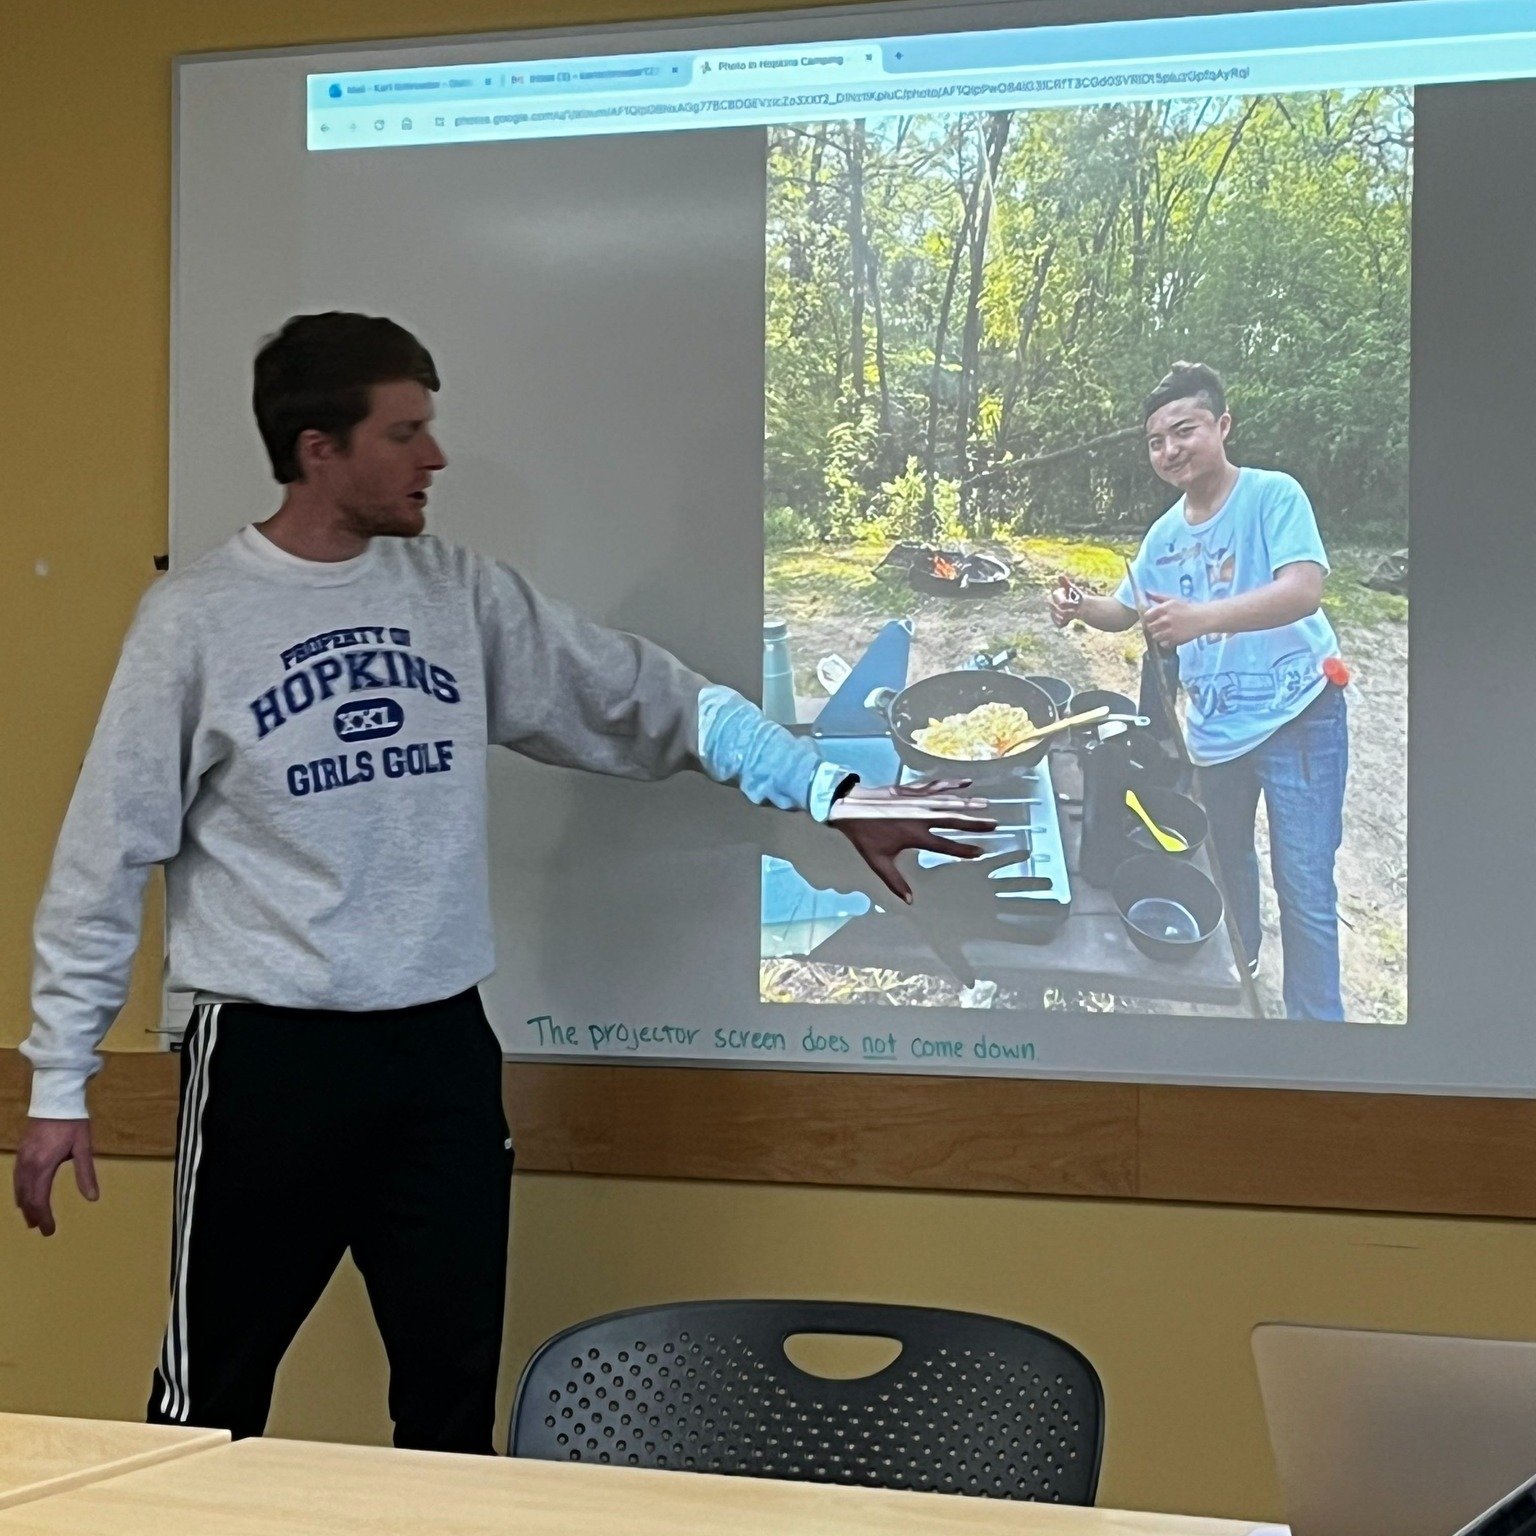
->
xmin=1016 ymin=535 xmax=1140 ymax=592
xmin=764 ymin=546 xmax=888 ymax=615
xmin=764 ymin=538 xmax=1408 ymax=633
xmin=1321 ymin=550 xmax=1409 ymax=629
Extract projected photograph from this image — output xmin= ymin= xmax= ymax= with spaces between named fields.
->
xmin=760 ymin=90 xmax=1411 ymax=1023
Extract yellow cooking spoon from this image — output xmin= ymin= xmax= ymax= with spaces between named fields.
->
xmin=1125 ymin=789 xmax=1189 ymax=853
xmin=999 ymin=705 xmax=1110 ymax=754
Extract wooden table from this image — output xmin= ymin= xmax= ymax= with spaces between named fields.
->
xmin=0 ymin=1413 xmax=227 ymax=1510
xmin=0 ymin=1435 xmax=1268 ymax=1534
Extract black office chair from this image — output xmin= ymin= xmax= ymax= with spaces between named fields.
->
xmin=509 ymin=1299 xmax=1103 ymax=1504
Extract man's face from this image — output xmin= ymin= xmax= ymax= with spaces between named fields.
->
xmin=301 ymin=380 xmax=447 ymax=538
xmin=1144 ymin=394 xmax=1231 ymax=492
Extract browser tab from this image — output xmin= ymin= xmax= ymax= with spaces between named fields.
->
xmin=693 ymin=45 xmax=881 ymax=82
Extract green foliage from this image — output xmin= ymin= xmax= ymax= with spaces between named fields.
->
xmin=765 ymin=505 xmax=817 ymax=547
xmin=821 ymin=398 xmax=883 ymax=539
xmin=765 ymin=90 xmax=1412 ymax=548
xmin=871 ymin=457 xmax=963 ymax=541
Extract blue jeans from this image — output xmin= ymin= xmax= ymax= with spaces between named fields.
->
xmin=1196 ymin=686 xmax=1349 ymax=1020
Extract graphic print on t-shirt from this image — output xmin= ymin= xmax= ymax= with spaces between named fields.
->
xmin=1153 ymin=537 xmax=1237 ymax=652
xmin=244 ymin=623 xmax=464 ymax=798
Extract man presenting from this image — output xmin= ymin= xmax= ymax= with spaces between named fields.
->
xmin=14 ymin=312 xmax=993 ymax=1450
xmin=1050 ymin=361 xmax=1348 ymax=1020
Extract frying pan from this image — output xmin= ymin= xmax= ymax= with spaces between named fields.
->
xmin=865 ymin=670 xmax=1058 ymax=786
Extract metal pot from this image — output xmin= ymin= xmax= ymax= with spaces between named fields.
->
xmin=1022 ymin=674 xmax=1074 ymax=715
xmin=1066 ymin=689 xmax=1137 ymax=745
xmin=1112 ymin=854 xmax=1223 ymax=963
xmin=1125 ymin=786 xmax=1208 ymax=858
xmin=865 ymin=670 xmax=1058 ymax=786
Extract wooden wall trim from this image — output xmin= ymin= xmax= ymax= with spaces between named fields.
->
xmin=3 ymin=1048 xmax=1533 ymax=1218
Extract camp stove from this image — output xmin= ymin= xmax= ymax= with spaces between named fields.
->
xmin=801 ymin=725 xmax=1072 ymax=943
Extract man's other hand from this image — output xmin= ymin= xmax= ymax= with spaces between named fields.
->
xmin=14 ymin=1117 xmax=98 ymax=1237
xmin=828 ymin=778 xmax=996 ymax=904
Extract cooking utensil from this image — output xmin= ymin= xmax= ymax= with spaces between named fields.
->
xmin=1021 ymin=674 xmax=1073 ymax=714
xmin=1124 ymin=786 xmax=1207 ymax=857
xmin=1111 ymin=854 xmax=1223 ymax=963
xmin=1001 ymin=705 xmax=1111 ymax=754
xmin=1065 ymin=689 xmax=1137 ymax=745
xmin=1128 ymin=898 xmax=1202 ymax=942
xmin=1125 ymin=789 xmax=1189 ymax=852
xmin=865 ymin=671 xmax=1058 ymax=785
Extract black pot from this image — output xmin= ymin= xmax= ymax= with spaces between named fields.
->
xmin=1067 ymin=689 xmax=1137 ymax=746
xmin=866 ymin=670 xmax=1058 ymax=786
xmin=1125 ymin=787 xmax=1209 ymax=857
xmin=1022 ymin=675 xmax=1074 ymax=716
xmin=1112 ymin=854 xmax=1223 ymax=963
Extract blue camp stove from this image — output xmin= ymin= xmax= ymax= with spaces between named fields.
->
xmin=760 ymin=622 xmax=1072 ymax=959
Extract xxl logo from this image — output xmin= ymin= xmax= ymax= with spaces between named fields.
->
xmin=334 ymin=698 xmax=405 ymax=742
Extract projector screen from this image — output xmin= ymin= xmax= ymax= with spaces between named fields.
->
xmin=173 ymin=0 xmax=1536 ymax=1092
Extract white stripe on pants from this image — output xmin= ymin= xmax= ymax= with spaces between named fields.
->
xmin=157 ymin=1002 xmax=220 ymax=1422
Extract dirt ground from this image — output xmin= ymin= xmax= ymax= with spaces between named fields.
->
xmin=763 ymin=538 xmax=1408 ymax=1024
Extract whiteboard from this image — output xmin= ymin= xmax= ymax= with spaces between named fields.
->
xmin=172 ymin=0 xmax=1536 ymax=1094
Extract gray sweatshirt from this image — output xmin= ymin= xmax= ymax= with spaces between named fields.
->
xmin=22 ymin=524 xmax=754 ymax=1118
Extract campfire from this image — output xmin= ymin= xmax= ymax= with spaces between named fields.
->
xmin=874 ymin=542 xmax=1013 ymax=598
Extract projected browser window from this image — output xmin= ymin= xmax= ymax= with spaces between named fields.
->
xmin=306 ymin=0 xmax=1536 ymax=148
xmin=305 ymin=0 xmax=1536 ymax=1028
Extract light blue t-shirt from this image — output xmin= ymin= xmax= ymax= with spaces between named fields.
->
xmin=1114 ymin=466 xmax=1338 ymax=765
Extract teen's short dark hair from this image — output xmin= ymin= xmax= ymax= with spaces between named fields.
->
xmin=1141 ymin=361 xmax=1226 ymax=426
xmin=253 ymin=313 xmax=440 ymax=484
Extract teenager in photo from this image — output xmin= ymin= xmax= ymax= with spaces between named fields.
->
xmin=1049 ymin=362 xmax=1349 ymax=1020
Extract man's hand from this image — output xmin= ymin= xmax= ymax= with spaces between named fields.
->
xmin=1142 ymin=593 xmax=1211 ymax=649
xmin=14 ymin=1118 xmax=98 ymax=1237
xmin=828 ymin=778 xmax=996 ymax=904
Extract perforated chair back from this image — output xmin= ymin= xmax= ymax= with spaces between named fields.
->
xmin=510 ymin=1299 xmax=1103 ymax=1505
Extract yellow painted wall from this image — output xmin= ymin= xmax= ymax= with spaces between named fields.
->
xmin=3 ymin=2 xmax=1533 ymax=1526
xmin=6 ymin=1156 xmax=1536 ymax=1521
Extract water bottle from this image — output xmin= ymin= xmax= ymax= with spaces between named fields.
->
xmin=762 ymin=618 xmax=798 ymax=724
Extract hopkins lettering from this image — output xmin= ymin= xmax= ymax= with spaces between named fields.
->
xmin=250 ymin=649 xmax=461 ymax=739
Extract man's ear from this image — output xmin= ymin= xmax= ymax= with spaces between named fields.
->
xmin=296 ymin=427 xmax=339 ymax=474
xmin=1217 ymin=411 xmax=1233 ymax=442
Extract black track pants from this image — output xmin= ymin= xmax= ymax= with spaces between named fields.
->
xmin=146 ymin=987 xmax=513 ymax=1452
